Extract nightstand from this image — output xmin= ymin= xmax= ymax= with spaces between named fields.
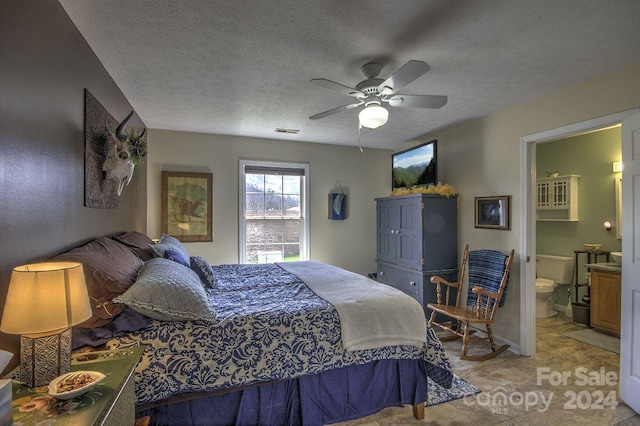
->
xmin=10 ymin=347 xmax=144 ymax=425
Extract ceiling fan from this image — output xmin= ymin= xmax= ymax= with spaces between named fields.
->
xmin=309 ymin=60 xmax=447 ymax=129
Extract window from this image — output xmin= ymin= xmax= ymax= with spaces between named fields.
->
xmin=239 ymin=160 xmax=309 ymax=263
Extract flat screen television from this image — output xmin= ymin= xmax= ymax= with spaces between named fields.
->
xmin=392 ymin=140 xmax=437 ymax=190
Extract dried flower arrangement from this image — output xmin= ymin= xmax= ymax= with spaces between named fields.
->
xmin=391 ymin=182 xmax=458 ymax=197
xmin=125 ymin=129 xmax=147 ymax=166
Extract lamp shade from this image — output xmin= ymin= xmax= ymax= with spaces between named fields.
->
xmin=1 ymin=262 xmax=92 ymax=335
xmin=359 ymin=104 xmax=389 ymax=129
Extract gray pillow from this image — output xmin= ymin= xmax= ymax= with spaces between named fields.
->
xmin=114 ymin=257 xmax=216 ymax=322
xmin=150 ymin=234 xmax=190 ymax=261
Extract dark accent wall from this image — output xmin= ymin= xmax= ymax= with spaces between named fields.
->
xmin=0 ymin=1 xmax=146 ymax=373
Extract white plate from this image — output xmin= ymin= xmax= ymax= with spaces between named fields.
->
xmin=48 ymin=371 xmax=106 ymax=400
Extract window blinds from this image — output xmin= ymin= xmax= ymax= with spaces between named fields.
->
xmin=244 ymin=165 xmax=305 ymax=176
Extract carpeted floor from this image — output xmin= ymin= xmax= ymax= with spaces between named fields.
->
xmin=563 ymin=328 xmax=620 ymax=353
xmin=426 ymin=375 xmax=480 ymax=407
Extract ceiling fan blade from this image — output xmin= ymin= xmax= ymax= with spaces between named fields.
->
xmin=377 ymin=60 xmax=431 ymax=95
xmin=387 ymin=94 xmax=447 ymax=109
xmin=309 ymin=101 xmax=363 ymax=120
xmin=310 ymin=78 xmax=363 ymax=97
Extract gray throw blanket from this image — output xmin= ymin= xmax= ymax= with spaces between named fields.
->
xmin=278 ymin=261 xmax=427 ymax=351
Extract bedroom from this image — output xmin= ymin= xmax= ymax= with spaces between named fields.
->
xmin=1 ymin=1 xmax=640 ymax=424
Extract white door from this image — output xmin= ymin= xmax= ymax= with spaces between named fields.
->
xmin=620 ymin=112 xmax=640 ymax=413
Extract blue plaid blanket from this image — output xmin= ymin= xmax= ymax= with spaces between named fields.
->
xmin=466 ymin=249 xmax=510 ymax=308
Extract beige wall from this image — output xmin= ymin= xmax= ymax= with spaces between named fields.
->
xmin=146 ymin=130 xmax=392 ymax=275
xmin=431 ymin=63 xmax=640 ymax=347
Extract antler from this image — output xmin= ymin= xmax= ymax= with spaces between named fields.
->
xmin=115 ymin=111 xmax=134 ymax=142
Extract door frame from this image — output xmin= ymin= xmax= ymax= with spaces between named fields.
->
xmin=519 ymin=108 xmax=640 ymax=356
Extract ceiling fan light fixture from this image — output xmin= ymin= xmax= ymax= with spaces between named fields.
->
xmin=359 ymin=104 xmax=388 ymax=129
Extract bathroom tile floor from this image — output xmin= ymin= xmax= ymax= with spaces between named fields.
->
xmin=335 ymin=314 xmax=640 ymax=425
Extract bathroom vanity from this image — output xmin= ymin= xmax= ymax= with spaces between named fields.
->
xmin=586 ymin=262 xmax=621 ymax=337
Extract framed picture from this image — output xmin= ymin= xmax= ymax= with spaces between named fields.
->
xmin=328 ymin=192 xmax=347 ymax=220
xmin=162 ymin=171 xmax=213 ymax=242
xmin=475 ymin=196 xmax=510 ymax=230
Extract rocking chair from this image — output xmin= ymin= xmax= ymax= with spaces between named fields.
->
xmin=427 ymin=245 xmax=515 ymax=361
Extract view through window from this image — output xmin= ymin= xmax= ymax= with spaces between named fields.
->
xmin=240 ymin=161 xmax=309 ymax=263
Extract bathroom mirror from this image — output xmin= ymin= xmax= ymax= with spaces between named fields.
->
xmin=615 ymin=176 xmax=622 ymax=239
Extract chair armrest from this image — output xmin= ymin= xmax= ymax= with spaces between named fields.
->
xmin=431 ymin=276 xmax=462 ymax=306
xmin=430 ymin=276 xmax=461 ymax=289
xmin=471 ymin=286 xmax=499 ymax=299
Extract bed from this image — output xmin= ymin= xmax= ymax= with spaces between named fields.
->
xmin=54 ymin=232 xmax=453 ymax=425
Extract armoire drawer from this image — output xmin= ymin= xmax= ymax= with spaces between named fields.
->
xmin=377 ymin=263 xmax=423 ymax=296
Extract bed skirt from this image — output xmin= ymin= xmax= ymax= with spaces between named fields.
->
xmin=137 ymin=358 xmax=431 ymax=425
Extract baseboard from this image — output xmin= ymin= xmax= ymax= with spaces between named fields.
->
xmin=554 ymin=303 xmax=574 ymax=317
xmin=468 ymin=326 xmax=521 ymax=356
xmin=495 ymin=335 xmax=520 ymax=356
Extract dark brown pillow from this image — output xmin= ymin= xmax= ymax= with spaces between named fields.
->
xmin=52 ymin=237 xmax=143 ymax=327
xmin=112 ymin=231 xmax=154 ymax=261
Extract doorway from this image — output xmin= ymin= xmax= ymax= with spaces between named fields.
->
xmin=519 ymin=110 xmax=635 ymax=357
xmin=536 ymin=127 xmax=621 ymax=323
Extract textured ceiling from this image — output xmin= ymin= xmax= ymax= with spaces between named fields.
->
xmin=58 ymin=0 xmax=640 ymax=150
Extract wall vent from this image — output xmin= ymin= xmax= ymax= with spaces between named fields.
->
xmin=275 ymin=128 xmax=300 ymax=135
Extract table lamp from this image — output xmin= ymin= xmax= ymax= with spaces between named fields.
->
xmin=1 ymin=262 xmax=92 ymax=388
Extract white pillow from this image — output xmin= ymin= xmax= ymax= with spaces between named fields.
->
xmin=114 ymin=257 xmax=216 ymax=321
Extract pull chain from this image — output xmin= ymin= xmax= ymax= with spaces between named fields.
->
xmin=357 ymin=120 xmax=364 ymax=154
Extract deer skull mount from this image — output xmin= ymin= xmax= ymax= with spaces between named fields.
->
xmin=102 ymin=111 xmax=146 ymax=196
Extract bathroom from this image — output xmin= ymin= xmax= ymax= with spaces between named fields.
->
xmin=535 ymin=125 xmax=622 ymax=336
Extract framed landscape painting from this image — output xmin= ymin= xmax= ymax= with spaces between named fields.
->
xmin=161 ymin=171 xmax=213 ymax=242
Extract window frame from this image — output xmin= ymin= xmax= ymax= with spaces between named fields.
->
xmin=238 ymin=159 xmax=310 ymax=263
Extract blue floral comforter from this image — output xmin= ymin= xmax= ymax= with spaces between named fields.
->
xmin=106 ymin=263 xmax=452 ymax=404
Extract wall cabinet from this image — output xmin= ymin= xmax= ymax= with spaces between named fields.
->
xmin=590 ymin=268 xmax=621 ymax=337
xmin=536 ymin=175 xmax=580 ymax=221
xmin=376 ymin=194 xmax=458 ymax=318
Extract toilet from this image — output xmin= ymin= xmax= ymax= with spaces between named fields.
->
xmin=536 ymin=254 xmax=574 ymax=318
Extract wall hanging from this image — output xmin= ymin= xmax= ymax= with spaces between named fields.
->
xmin=161 ymin=171 xmax=213 ymax=242
xmin=328 ymin=180 xmax=347 ymax=220
xmin=84 ymin=90 xmax=146 ymax=208
xmin=474 ymin=195 xmax=511 ymax=230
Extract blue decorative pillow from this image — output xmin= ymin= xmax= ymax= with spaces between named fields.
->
xmin=72 ymin=307 xmax=148 ymax=349
xmin=114 ymin=258 xmax=217 ymax=322
xmin=165 ymin=248 xmax=189 ymax=267
xmin=150 ymin=234 xmax=190 ymax=261
xmin=190 ymin=256 xmax=216 ymax=288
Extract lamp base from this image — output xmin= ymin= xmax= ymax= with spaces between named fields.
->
xmin=20 ymin=328 xmax=72 ymax=388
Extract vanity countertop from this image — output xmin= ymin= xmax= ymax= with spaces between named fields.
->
xmin=585 ymin=262 xmax=621 ymax=273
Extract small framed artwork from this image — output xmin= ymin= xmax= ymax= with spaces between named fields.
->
xmin=328 ymin=193 xmax=347 ymax=220
xmin=475 ymin=196 xmax=510 ymax=230
xmin=161 ymin=171 xmax=213 ymax=242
